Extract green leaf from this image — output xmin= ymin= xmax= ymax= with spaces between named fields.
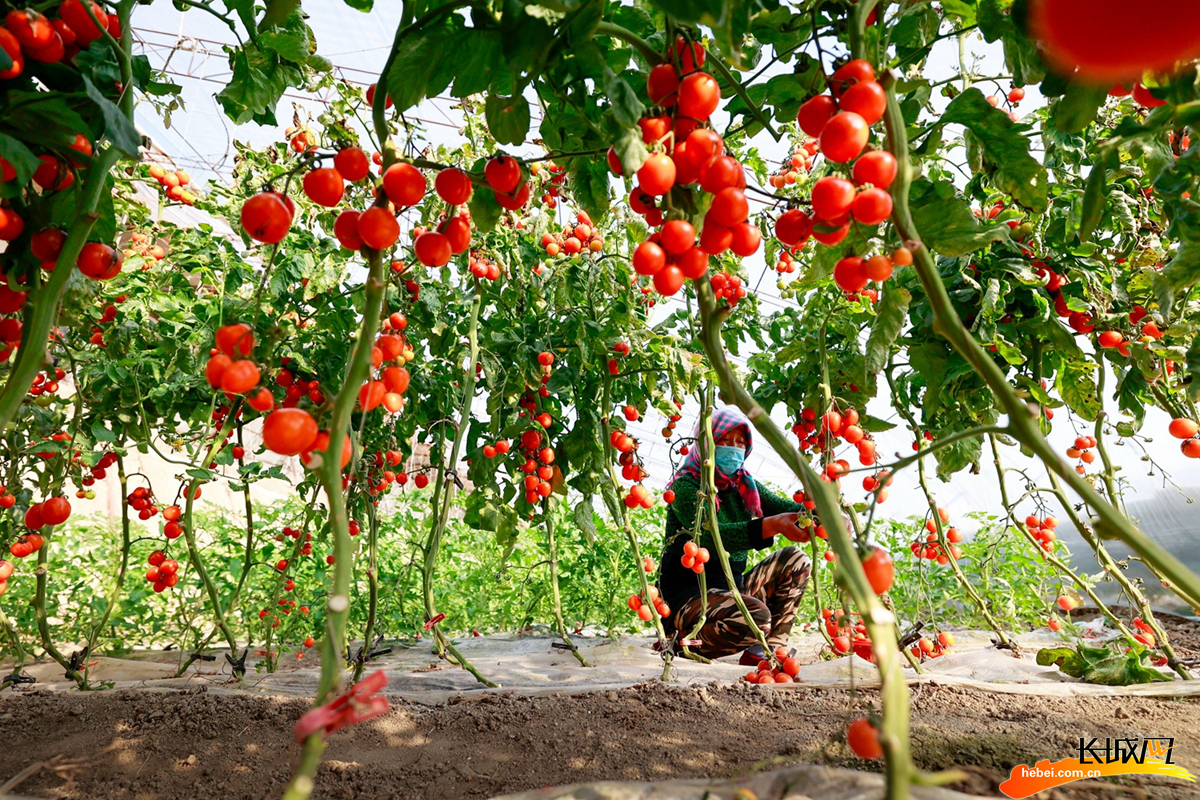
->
xmin=258 ymin=10 xmax=312 ymax=63
xmin=82 ymin=76 xmax=141 ymax=156
xmin=566 ymin=155 xmax=611 ymax=223
xmin=940 ymin=0 xmax=977 ymax=24
xmin=611 ymin=125 xmax=648 ymax=176
xmin=467 ymin=160 xmax=503 ymax=233
xmin=1153 ymin=239 xmax=1200 ymax=320
xmin=216 ymin=44 xmax=305 ymax=125
xmin=1187 ymin=336 xmax=1200 ymax=403
xmin=1050 ymin=81 xmax=1109 ymax=134
xmin=90 ymin=419 xmax=116 ymax=443
xmin=1037 ymin=643 xmax=1171 ymax=685
xmin=1 ymin=91 xmax=91 ymax=149
xmin=938 ymin=88 xmax=1049 ymax=213
xmin=573 ymin=498 xmax=596 ymax=545
xmin=604 ymin=68 xmax=646 ymax=128
xmin=485 ymin=94 xmax=531 ymax=146
xmin=908 ymin=177 xmax=1010 ymax=257
xmin=0 ymin=132 xmax=39 ymax=188
xmin=865 ymin=285 xmax=910 ymax=375
xmin=1056 ymin=359 xmax=1100 ymax=421
xmin=451 ymin=29 xmax=504 ymax=98
xmin=384 ymin=17 xmax=461 ymax=112
xmin=1079 ymin=162 xmax=1107 ymax=243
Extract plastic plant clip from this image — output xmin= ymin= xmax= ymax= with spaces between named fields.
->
xmin=424 ymin=612 xmax=446 ymax=630
xmin=292 ymin=669 xmax=390 ymax=743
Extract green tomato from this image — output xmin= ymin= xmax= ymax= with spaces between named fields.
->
xmin=35 ymin=395 xmax=54 ymax=408
xmin=85 ymin=490 xmax=96 ymax=500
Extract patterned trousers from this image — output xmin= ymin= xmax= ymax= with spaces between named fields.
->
xmin=670 ymin=545 xmax=812 ymax=659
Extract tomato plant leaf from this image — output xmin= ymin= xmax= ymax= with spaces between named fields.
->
xmin=0 ymin=132 xmax=40 ymax=192
xmin=939 ymin=88 xmax=1048 ymax=213
xmin=934 ymin=428 xmax=982 ymax=480
xmin=908 ymin=177 xmax=1010 ymax=257
xmin=451 ymin=29 xmax=504 ymax=98
xmin=82 ymin=76 xmax=141 ymax=156
xmin=1050 ymin=81 xmax=1109 ymax=134
xmin=611 ymin=124 xmax=648 ymax=177
xmin=384 ymin=17 xmax=461 ymax=113
xmin=865 ymin=284 xmax=910 ymax=376
xmin=485 ymin=94 xmax=531 ymax=146
xmin=1079 ymin=160 xmax=1109 ymax=243
xmin=216 ymin=44 xmax=305 ymax=125
xmin=573 ymin=499 xmax=596 ymax=546
xmin=565 ymin=155 xmax=611 ymax=223
xmin=1056 ymin=359 xmax=1100 ymax=421
xmin=467 ymin=164 xmax=503 ymax=233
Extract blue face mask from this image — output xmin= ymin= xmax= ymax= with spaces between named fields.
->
xmin=714 ymin=445 xmax=746 ymax=476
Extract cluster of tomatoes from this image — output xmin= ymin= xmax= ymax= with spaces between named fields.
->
xmin=824 ymin=608 xmax=874 ymax=660
xmin=467 ymin=251 xmax=502 ymax=281
xmin=123 ymin=486 xmax=164 ymax=522
xmin=363 ymin=449 xmax=409 ymax=497
xmin=792 ymin=406 xmax=879 ymax=476
xmin=21 ymin=495 xmax=72 ymax=532
xmin=767 ymin=140 xmax=818 ymax=188
xmin=909 ymin=631 xmax=955 ymax=661
xmin=610 ymin=426 xmax=655 ymax=509
xmin=358 ymin=329 xmax=414 ymax=415
xmin=709 ymin=271 xmax=748 ymax=306
xmin=204 ymin=323 xmax=265 ymax=398
xmin=146 ymin=164 xmax=196 ymax=206
xmin=144 ymin=550 xmax=181 ymax=594
xmin=0 ymin=284 xmax=28 ymax=359
xmin=515 ymin=432 xmax=557 ymax=504
xmin=906 ymin=508 xmax=963 ymax=564
xmin=0 ymin=558 xmax=12 ymax=597
xmin=774 ymin=64 xmax=902 ymax=294
xmin=773 ymin=248 xmax=803 ymax=275
xmin=626 ymin=585 xmax=669 ymax=621
xmin=2 ymin=1 xmax=119 ymax=69
xmin=276 ymin=361 xmax=327 ymax=408
xmin=26 ymin=366 xmax=65 ymax=399
xmin=88 ymin=294 xmax=126 ymax=349
xmin=860 ymin=469 xmax=893 ymax=502
xmin=1063 ymin=434 xmax=1098 ymax=475
xmin=679 ymin=540 xmax=710 ymax=574
xmin=0 ymin=486 xmax=14 ymax=510
xmin=1021 ymin=514 xmax=1059 ymax=553
xmin=529 ymin=160 xmax=566 ymax=207
xmin=656 ymin=403 xmax=683 ymax=440
xmin=539 ymin=212 xmax=603 ymax=257
xmin=617 ymin=39 xmax=759 ymax=298
xmin=275 ymin=523 xmax=315 ymax=557
xmin=123 ymin=231 xmax=167 ymax=268
xmin=1168 ymin=417 xmax=1200 ymax=459
xmin=742 ymin=647 xmax=801 ymax=684
xmin=1126 ymin=617 xmax=1169 ymax=667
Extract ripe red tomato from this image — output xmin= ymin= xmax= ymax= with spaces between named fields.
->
xmin=215 ymin=323 xmax=254 ymax=358
xmin=383 ymin=162 xmax=427 ymax=207
xmin=1131 ymin=82 xmax=1167 ymax=108
xmin=262 ymin=409 xmax=319 ymax=456
xmin=851 ymin=188 xmax=893 ymax=225
xmin=775 ymin=209 xmax=813 ymax=246
xmin=831 ymin=59 xmax=876 ymax=95
xmin=676 ymin=246 xmax=709 ymax=279
xmin=812 ymin=223 xmax=849 ymax=246
xmin=302 ymin=168 xmax=345 ymax=207
xmin=485 ymin=155 xmax=522 ymax=193
xmin=860 ymin=546 xmax=894 ymax=594
xmin=59 ymin=0 xmax=107 ymax=45
xmin=30 ymin=228 xmax=66 ymax=262
xmin=357 ymin=207 xmax=400 ymax=250
xmin=6 ymin=9 xmax=55 ymax=50
xmin=852 ymin=150 xmax=897 ymax=189
xmin=660 ymin=220 xmax=696 ymax=254
xmin=637 ymin=153 xmax=676 ymax=196
xmin=1168 ymin=418 xmax=1198 ymax=439
xmin=672 ymin=36 xmax=706 ymax=72
xmin=729 ymin=222 xmax=761 ymax=257
xmin=241 ymin=192 xmax=293 ymax=244
xmin=811 ymin=176 xmax=857 ymax=220
xmin=333 ymin=209 xmax=364 ymax=250
xmin=494 ymin=182 xmax=530 ymax=210
xmin=699 ymin=155 xmax=744 ymax=194
xmin=221 ymin=360 xmax=261 ymax=394
xmin=646 ymin=63 xmax=679 ymax=106
xmin=700 ymin=223 xmax=733 ymax=254
xmin=847 ymin=718 xmax=883 ymax=759
xmin=415 ymin=231 xmax=452 ymax=266
xmin=41 ymin=496 xmax=71 ymax=526
xmin=438 ymin=216 xmax=471 ymax=254
xmin=0 ymin=28 xmax=24 ymax=80
xmin=707 ymin=187 xmax=748 ymax=226
xmin=77 ymin=243 xmax=122 ymax=280
xmin=677 ymin=72 xmax=721 ymax=120
xmin=653 ymin=264 xmax=685 ymax=296
xmin=333 ymin=147 xmax=370 ymax=182
xmin=33 ymin=155 xmax=73 ymax=191
xmin=797 ymin=94 xmax=837 ymax=137
xmin=434 ymin=168 xmax=472 ymax=204
xmin=819 ymin=112 xmax=869 ymax=163
xmin=834 ymin=256 xmax=868 ymax=293
xmin=863 ymin=255 xmax=893 ymax=282
xmin=839 ymin=80 xmax=886 ymax=125
xmin=1030 ymin=0 xmax=1200 ymax=81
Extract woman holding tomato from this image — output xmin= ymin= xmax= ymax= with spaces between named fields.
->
xmin=659 ymin=407 xmax=812 ymax=661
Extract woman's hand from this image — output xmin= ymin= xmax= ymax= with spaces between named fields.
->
xmin=762 ymin=513 xmax=803 ymax=542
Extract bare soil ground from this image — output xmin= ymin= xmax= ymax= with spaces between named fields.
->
xmin=3 ymin=680 xmax=1200 ymax=799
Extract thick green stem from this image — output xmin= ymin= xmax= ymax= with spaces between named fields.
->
xmin=880 ymin=72 xmax=1200 ymax=615
xmin=0 ymin=148 xmax=123 ymax=430
xmin=84 ymin=451 xmax=133 ymax=672
xmin=418 ymin=292 xmax=496 ymax=686
xmin=545 ymin=497 xmax=589 ymax=667
xmin=693 ymin=279 xmax=914 ymax=798
xmin=914 ymin=455 xmax=1010 ymax=645
xmin=594 ymin=20 xmax=664 ymax=65
xmin=352 ymin=501 xmax=381 ymax=683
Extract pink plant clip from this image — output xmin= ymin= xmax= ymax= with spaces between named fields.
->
xmin=293 ymin=669 xmax=390 ymax=743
